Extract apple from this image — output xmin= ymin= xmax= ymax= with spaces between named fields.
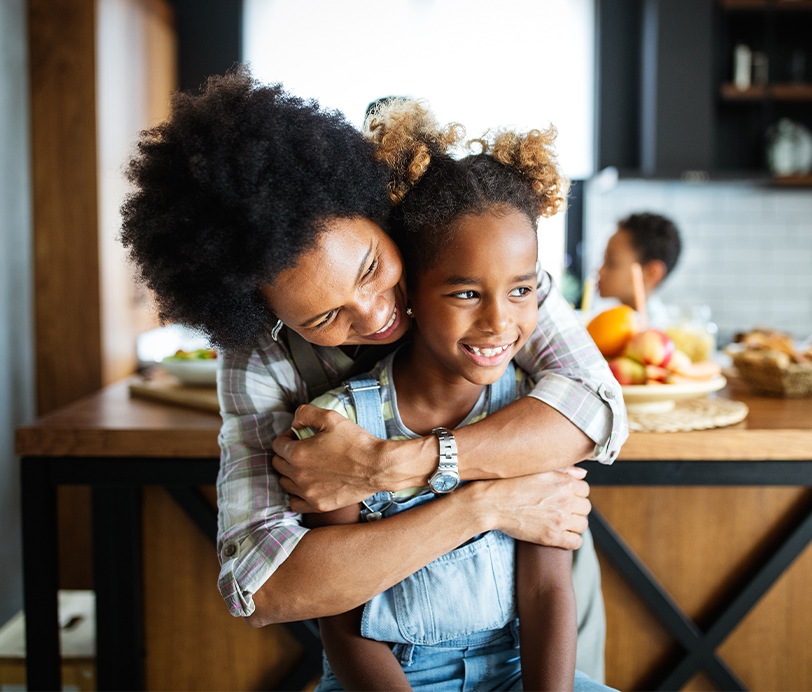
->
xmin=624 ymin=329 xmax=675 ymax=368
xmin=666 ymin=349 xmax=693 ymax=375
xmin=608 ymin=356 xmax=647 ymax=385
xmin=645 ymin=364 xmax=671 ymax=383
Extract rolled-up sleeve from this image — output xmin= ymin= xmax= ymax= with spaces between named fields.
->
xmin=513 ymin=270 xmax=628 ymax=464
xmin=215 ymin=337 xmax=310 ymax=617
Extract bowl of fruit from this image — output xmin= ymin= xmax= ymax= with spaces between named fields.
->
xmin=160 ymin=348 xmax=218 ymax=386
xmin=587 ymin=306 xmax=724 ymax=413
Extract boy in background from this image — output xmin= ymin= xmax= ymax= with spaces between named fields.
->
xmin=596 ymin=212 xmax=682 ymax=328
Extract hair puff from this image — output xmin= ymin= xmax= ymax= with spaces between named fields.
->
xmin=364 ymin=99 xmax=465 ymax=204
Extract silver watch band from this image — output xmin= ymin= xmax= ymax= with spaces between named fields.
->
xmin=432 ymin=426 xmax=458 ymax=466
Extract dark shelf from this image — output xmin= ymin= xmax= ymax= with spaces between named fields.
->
xmin=721 ymin=83 xmax=812 ymax=101
xmin=719 ymin=0 xmax=812 ymax=10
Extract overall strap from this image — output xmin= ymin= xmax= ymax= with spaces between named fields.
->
xmin=345 ymin=374 xmax=387 ymax=440
xmin=487 ymin=362 xmax=516 ymax=415
xmin=286 ymin=330 xmax=334 ymax=398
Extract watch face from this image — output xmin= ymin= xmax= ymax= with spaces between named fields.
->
xmin=431 ymin=473 xmax=459 ymax=493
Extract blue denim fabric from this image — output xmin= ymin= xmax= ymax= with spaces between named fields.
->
xmin=315 ymin=620 xmax=617 ymax=691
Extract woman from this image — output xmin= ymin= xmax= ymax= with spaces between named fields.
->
xmin=120 ymin=67 xmax=626 ymax=681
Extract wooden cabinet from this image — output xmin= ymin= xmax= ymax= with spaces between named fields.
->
xmin=716 ymin=0 xmax=812 ymax=181
xmin=595 ymin=0 xmax=812 ymax=180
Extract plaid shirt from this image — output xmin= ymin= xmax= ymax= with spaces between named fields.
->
xmin=216 ymin=270 xmax=628 ymax=617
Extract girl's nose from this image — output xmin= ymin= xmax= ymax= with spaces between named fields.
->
xmin=478 ymin=298 xmax=512 ymax=333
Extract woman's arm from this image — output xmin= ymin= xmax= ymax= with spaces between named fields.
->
xmin=272 ymin=271 xmax=627 ymax=512
xmin=517 ymin=542 xmax=577 ymax=691
xmin=246 ymin=470 xmax=590 ymax=626
xmin=304 ymin=507 xmax=410 ymax=691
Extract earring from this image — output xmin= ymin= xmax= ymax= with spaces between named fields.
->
xmin=406 ymin=307 xmax=414 ymax=317
xmin=270 ymin=319 xmax=284 ymax=341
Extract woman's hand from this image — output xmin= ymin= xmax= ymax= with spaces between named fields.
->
xmin=478 ymin=467 xmax=591 ymax=550
xmin=272 ymin=404 xmax=403 ymax=513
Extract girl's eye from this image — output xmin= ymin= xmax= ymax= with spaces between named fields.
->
xmin=450 ymin=290 xmax=478 ymax=300
xmin=314 ymin=309 xmax=337 ymax=329
xmin=510 ymin=286 xmax=533 ymax=298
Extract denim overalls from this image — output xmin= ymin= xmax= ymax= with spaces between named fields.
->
xmin=316 ymin=366 xmax=527 ymax=691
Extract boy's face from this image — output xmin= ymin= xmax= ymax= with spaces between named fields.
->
xmin=597 ymin=228 xmax=641 ymax=307
xmin=408 ymin=209 xmax=539 ymax=387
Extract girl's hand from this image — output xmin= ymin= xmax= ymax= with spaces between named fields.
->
xmin=272 ymin=405 xmax=395 ymax=513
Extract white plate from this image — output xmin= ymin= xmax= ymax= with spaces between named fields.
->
xmin=160 ymin=358 xmax=218 ymax=386
xmin=622 ymin=376 xmax=727 ymax=414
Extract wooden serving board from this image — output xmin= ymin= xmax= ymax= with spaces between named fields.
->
xmin=129 ymin=377 xmax=220 ymax=413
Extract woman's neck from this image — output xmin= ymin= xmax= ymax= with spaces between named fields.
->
xmin=391 ymin=343 xmax=485 ymax=435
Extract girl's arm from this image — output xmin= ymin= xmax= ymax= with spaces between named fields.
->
xmin=304 ymin=507 xmax=410 ymax=691
xmin=516 ymin=542 xmax=577 ymax=691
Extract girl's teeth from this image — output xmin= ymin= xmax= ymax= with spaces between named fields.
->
xmin=375 ymin=308 xmax=397 ymax=334
xmin=468 ymin=344 xmax=509 ymax=357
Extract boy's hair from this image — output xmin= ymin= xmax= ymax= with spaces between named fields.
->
xmin=363 ymin=100 xmax=568 ymax=282
xmin=120 ymin=65 xmax=390 ymax=349
xmin=617 ymin=213 xmax=682 ymax=277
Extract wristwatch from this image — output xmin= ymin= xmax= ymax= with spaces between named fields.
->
xmin=428 ymin=427 xmax=460 ymax=494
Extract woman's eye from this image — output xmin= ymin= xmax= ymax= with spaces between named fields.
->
xmin=450 ymin=290 xmax=478 ymax=300
xmin=363 ymin=258 xmax=378 ymax=279
xmin=314 ymin=309 xmax=337 ymax=329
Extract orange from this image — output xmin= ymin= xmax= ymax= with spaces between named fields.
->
xmin=586 ymin=305 xmax=639 ymax=359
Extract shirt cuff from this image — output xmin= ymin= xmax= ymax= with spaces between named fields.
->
xmin=527 ymin=372 xmax=628 ymax=464
xmin=217 ymin=524 xmax=309 ymax=617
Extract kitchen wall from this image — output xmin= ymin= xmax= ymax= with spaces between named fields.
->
xmin=0 ymin=0 xmax=36 ymax=625
xmin=583 ymin=176 xmax=812 ymax=345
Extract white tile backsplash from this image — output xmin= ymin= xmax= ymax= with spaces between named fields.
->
xmin=583 ymin=178 xmax=812 ymax=344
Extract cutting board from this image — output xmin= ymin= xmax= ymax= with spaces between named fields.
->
xmin=129 ymin=377 xmax=220 ymax=413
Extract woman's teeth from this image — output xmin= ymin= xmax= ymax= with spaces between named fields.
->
xmin=375 ymin=307 xmax=397 ymax=334
xmin=466 ymin=344 xmax=510 ymax=357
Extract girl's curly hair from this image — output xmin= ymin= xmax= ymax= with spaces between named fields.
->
xmin=120 ymin=66 xmax=390 ymax=349
xmin=364 ymin=99 xmax=569 ymax=282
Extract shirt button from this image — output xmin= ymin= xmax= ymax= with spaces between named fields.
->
xmin=223 ymin=543 xmax=237 ymax=557
xmin=599 ymin=383 xmax=616 ymax=400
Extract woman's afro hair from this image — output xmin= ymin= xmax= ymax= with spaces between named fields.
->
xmin=120 ymin=65 xmax=390 ymax=349
xmin=364 ymin=99 xmax=569 ymax=281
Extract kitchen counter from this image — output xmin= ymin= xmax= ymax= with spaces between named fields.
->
xmin=16 ymin=376 xmax=812 ymax=691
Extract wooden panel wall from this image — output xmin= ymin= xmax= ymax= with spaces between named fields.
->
xmin=594 ymin=486 xmax=811 ymax=691
xmin=28 ymin=0 xmax=101 ymax=590
xmin=28 ymin=0 xmax=102 ymax=415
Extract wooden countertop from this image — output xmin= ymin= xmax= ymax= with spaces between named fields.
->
xmin=15 ymin=375 xmax=812 ymax=461
xmin=16 ymin=377 xmax=221 ymax=458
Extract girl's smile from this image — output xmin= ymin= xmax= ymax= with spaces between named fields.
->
xmin=261 ymin=217 xmax=410 ymax=347
xmin=403 ymin=208 xmax=539 ymax=390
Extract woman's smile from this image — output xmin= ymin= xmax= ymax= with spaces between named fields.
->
xmin=261 ymin=217 xmax=410 ymax=347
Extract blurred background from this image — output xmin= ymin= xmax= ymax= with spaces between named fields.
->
xmin=1 ymin=0 xmax=811 ymax=688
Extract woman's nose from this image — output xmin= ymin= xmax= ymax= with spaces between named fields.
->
xmin=352 ymin=291 xmax=390 ymax=335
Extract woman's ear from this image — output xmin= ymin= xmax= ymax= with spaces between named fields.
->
xmin=642 ymin=259 xmax=667 ymax=291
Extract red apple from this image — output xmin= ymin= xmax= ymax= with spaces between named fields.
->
xmin=624 ymin=329 xmax=675 ymax=368
xmin=645 ymin=364 xmax=671 ymax=383
xmin=608 ymin=356 xmax=647 ymax=385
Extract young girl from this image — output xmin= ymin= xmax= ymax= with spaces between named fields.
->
xmin=300 ymin=101 xmax=613 ymax=691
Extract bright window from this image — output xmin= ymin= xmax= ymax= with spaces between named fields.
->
xmin=243 ymin=0 xmax=595 ymax=285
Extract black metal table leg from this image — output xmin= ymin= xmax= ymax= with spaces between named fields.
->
xmin=21 ymin=457 xmax=61 ymax=691
xmin=658 ymin=494 xmax=812 ymax=690
xmin=589 ymin=508 xmax=746 ymax=690
xmin=92 ymin=485 xmax=145 ymax=691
